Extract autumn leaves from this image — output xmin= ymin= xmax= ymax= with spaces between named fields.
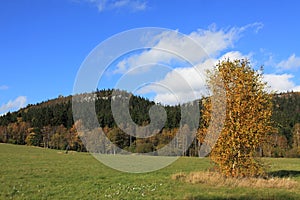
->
xmin=199 ymin=59 xmax=273 ymax=177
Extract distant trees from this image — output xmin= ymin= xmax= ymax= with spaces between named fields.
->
xmin=25 ymin=131 xmax=41 ymax=146
xmin=271 ymin=92 xmax=300 ymax=146
xmin=293 ymin=123 xmax=300 ymax=149
xmin=49 ymin=125 xmax=67 ymax=150
xmin=0 ymin=88 xmax=300 ymax=157
xmin=287 ymin=123 xmax=300 ymax=157
xmin=200 ymin=59 xmax=273 ymax=177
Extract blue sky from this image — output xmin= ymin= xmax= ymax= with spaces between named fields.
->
xmin=1 ymin=0 xmax=300 ymax=114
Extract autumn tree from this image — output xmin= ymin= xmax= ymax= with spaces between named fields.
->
xmin=292 ymin=123 xmax=300 ymax=148
xmin=25 ymin=132 xmax=41 ymax=146
xmin=199 ymin=59 xmax=273 ymax=177
xmin=49 ymin=125 xmax=68 ymax=150
xmin=289 ymin=123 xmax=300 ymax=157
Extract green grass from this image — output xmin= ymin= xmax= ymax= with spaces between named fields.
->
xmin=0 ymin=143 xmax=299 ymax=199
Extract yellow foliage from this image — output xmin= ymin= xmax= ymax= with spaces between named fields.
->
xmin=198 ymin=59 xmax=273 ymax=177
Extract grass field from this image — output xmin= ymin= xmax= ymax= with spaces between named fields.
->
xmin=1 ymin=143 xmax=300 ymax=200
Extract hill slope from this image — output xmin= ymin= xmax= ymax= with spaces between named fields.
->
xmin=0 ymin=90 xmax=300 ymax=157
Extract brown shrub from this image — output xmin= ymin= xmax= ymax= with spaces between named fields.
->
xmin=172 ymin=171 xmax=298 ymax=189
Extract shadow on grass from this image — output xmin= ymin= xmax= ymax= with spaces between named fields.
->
xmin=268 ymin=170 xmax=300 ymax=178
xmin=187 ymin=193 xmax=298 ymax=200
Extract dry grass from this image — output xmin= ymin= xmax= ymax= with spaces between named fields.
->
xmin=172 ymin=171 xmax=298 ymax=189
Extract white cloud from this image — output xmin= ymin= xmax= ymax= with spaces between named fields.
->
xmin=114 ymin=23 xmax=262 ymax=75
xmin=0 ymin=85 xmax=8 ymax=90
xmin=136 ymin=51 xmax=250 ymax=105
xmin=263 ymin=74 xmax=300 ymax=92
xmin=85 ymin=0 xmax=147 ymax=12
xmin=220 ymin=51 xmax=251 ymax=61
xmin=111 ymin=23 xmax=263 ymax=104
xmin=237 ymin=22 xmax=264 ymax=34
xmin=277 ymin=54 xmax=300 ymax=70
xmin=0 ymin=96 xmax=27 ymax=115
xmin=263 ymin=54 xmax=276 ymax=68
xmin=137 ymin=66 xmax=207 ymax=104
xmin=261 ymin=54 xmax=300 ymax=93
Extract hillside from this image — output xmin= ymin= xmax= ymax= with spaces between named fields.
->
xmin=0 ymin=90 xmax=300 ymax=157
xmin=0 ymin=89 xmax=185 ymax=154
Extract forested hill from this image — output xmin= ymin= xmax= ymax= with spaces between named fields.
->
xmin=0 ymin=89 xmax=183 ymax=153
xmin=0 ymin=89 xmax=300 ymax=157
xmin=272 ymin=92 xmax=300 ymax=145
xmin=0 ymin=89 xmax=182 ymax=129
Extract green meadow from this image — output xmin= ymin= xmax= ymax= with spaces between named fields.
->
xmin=1 ymin=143 xmax=299 ymax=200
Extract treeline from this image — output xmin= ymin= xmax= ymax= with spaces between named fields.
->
xmin=270 ymin=92 xmax=300 ymax=157
xmin=0 ymin=89 xmax=187 ymax=154
xmin=0 ymin=89 xmax=299 ymax=157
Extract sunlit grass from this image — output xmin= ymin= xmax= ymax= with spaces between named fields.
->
xmin=1 ymin=143 xmax=300 ymax=199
